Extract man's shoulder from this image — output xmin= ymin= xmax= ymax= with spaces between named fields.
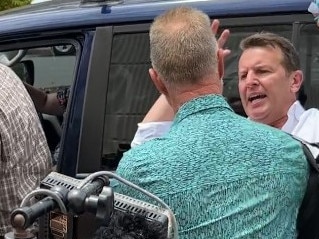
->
xmin=240 ymin=119 xmax=305 ymax=156
xmin=293 ymin=107 xmax=319 ymax=143
xmin=0 ymin=63 xmax=9 ymax=72
xmin=300 ymin=107 xmax=319 ymax=132
xmin=116 ymin=138 xmax=172 ymax=190
xmin=242 ymin=117 xmax=288 ymax=139
xmin=125 ymin=138 xmax=167 ymax=159
xmin=302 ymin=107 xmax=319 ymax=118
xmin=0 ymin=63 xmax=28 ymax=92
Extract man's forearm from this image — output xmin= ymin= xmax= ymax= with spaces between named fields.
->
xmin=142 ymin=94 xmax=175 ymax=123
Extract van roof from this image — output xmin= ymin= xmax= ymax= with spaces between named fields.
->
xmin=0 ymin=0 xmax=312 ymax=39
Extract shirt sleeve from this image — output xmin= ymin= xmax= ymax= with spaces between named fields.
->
xmin=130 ymin=121 xmax=173 ymax=148
xmin=291 ymin=108 xmax=319 ymax=158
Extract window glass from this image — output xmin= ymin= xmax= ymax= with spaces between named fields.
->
xmin=24 ymin=44 xmax=76 ymax=92
xmin=298 ymin=23 xmax=319 ymax=109
xmin=102 ymin=32 xmax=158 ymax=160
xmin=5 ymin=44 xmax=76 ymax=92
xmin=0 ymin=43 xmax=77 ymax=154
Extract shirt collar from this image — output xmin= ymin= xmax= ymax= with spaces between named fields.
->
xmin=281 ymin=101 xmax=305 ymax=133
xmin=174 ymin=94 xmax=233 ymax=124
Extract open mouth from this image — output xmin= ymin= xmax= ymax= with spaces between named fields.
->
xmin=248 ymin=94 xmax=266 ymax=102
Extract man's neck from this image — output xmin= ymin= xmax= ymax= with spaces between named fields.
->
xmin=269 ymin=115 xmax=289 ymax=129
xmin=168 ymin=81 xmax=222 ymax=113
xmin=269 ymin=100 xmax=297 ymax=129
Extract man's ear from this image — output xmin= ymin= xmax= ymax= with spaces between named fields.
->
xmin=290 ymin=70 xmax=303 ymax=93
xmin=149 ymin=68 xmax=168 ymax=95
xmin=217 ymin=49 xmax=225 ymax=80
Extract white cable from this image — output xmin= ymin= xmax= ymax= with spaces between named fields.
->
xmin=20 ymin=188 xmax=67 ymax=214
xmin=79 ymin=171 xmax=179 ymax=239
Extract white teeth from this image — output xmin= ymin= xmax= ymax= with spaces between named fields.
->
xmin=248 ymin=94 xmax=266 ymax=102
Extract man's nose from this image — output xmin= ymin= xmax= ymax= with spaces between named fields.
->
xmin=246 ymin=71 xmax=259 ymax=87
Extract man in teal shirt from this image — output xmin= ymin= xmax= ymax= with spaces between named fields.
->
xmin=115 ymin=7 xmax=308 ymax=238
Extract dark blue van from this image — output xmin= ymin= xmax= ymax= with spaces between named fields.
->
xmin=0 ymin=0 xmax=318 ymax=238
xmin=0 ymin=0 xmax=318 ymax=177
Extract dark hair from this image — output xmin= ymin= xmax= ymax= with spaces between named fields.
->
xmin=240 ymin=32 xmax=300 ymax=73
xmin=92 ymin=211 xmax=168 ymax=239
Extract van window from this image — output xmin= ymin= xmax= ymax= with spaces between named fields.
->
xmin=2 ymin=44 xmax=78 ymax=153
xmin=6 ymin=45 xmax=76 ymax=92
xmin=102 ymin=32 xmax=158 ymax=160
xmin=24 ymin=45 xmax=76 ymax=92
xmin=298 ymin=23 xmax=319 ymax=109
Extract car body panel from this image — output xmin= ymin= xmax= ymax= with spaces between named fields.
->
xmin=0 ymin=0 xmax=311 ymax=39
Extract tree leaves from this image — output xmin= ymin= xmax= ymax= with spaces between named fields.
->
xmin=0 ymin=0 xmax=31 ymax=11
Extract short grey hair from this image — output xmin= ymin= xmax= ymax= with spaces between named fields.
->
xmin=150 ymin=7 xmax=218 ymax=86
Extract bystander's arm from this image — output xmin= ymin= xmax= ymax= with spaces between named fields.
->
xmin=142 ymin=94 xmax=174 ymax=123
xmin=23 ymin=82 xmax=64 ymax=116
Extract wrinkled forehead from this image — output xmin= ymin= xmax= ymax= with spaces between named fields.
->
xmin=238 ymin=45 xmax=284 ymax=67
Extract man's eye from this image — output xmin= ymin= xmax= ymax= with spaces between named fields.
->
xmin=239 ymin=74 xmax=247 ymax=81
xmin=257 ymin=69 xmax=269 ymax=74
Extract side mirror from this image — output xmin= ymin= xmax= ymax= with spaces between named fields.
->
xmin=0 ymin=50 xmax=27 ymax=67
xmin=11 ymin=60 xmax=35 ymax=86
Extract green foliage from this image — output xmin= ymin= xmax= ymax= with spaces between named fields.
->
xmin=0 ymin=0 xmax=32 ymax=11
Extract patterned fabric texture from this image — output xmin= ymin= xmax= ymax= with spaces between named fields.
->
xmin=0 ymin=64 xmax=51 ymax=236
xmin=116 ymin=94 xmax=308 ymax=239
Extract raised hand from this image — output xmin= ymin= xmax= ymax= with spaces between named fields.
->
xmin=211 ymin=19 xmax=231 ymax=58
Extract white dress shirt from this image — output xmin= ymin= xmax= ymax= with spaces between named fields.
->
xmin=281 ymin=101 xmax=319 ymax=158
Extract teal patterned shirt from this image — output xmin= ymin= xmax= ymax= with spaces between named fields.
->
xmin=115 ymin=94 xmax=308 ymax=239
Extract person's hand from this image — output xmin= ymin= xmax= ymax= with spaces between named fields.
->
xmin=211 ymin=19 xmax=231 ymax=58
